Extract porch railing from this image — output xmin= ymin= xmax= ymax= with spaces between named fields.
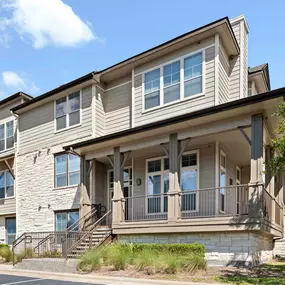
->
xmin=124 ymin=185 xmax=249 ymax=221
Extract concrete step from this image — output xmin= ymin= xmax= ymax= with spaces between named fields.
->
xmin=14 ymin=258 xmax=78 ymax=273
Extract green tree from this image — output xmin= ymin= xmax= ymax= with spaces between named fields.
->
xmin=266 ymin=102 xmax=285 ymax=174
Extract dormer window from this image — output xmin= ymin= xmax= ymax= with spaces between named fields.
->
xmin=55 ymin=91 xmax=81 ymax=131
xmin=0 ymin=120 xmax=14 ymax=152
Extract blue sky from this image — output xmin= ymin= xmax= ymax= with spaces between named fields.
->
xmin=0 ymin=0 xmax=284 ymax=99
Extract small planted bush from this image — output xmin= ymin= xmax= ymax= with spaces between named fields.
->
xmin=78 ymin=251 xmax=102 ymax=273
xmin=0 ymin=245 xmax=12 ymax=262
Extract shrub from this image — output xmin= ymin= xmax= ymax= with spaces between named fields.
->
xmin=133 ymin=249 xmax=156 ymax=271
xmin=0 ymin=245 xmax=12 ymax=262
xmin=181 ymin=253 xmax=207 ymax=273
xmin=157 ymin=252 xmax=181 ymax=274
xmin=78 ymin=251 xmax=102 ymax=273
xmin=103 ymin=243 xmax=133 ymax=270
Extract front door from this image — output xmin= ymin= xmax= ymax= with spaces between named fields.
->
xmin=108 ymin=167 xmax=132 ymax=219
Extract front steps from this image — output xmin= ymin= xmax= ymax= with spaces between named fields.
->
xmin=14 ymin=258 xmax=78 ymax=273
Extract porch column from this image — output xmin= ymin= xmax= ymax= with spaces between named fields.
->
xmin=112 ymin=146 xmax=124 ymax=225
xmin=80 ymin=156 xmax=91 ymax=226
xmin=248 ymin=113 xmax=264 ymax=218
xmin=168 ymin=133 xmax=181 ymax=222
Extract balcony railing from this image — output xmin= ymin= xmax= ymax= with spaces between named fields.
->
xmin=124 ymin=185 xmax=249 ymax=222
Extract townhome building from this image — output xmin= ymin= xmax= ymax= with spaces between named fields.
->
xmin=2 ymin=15 xmax=285 ymax=266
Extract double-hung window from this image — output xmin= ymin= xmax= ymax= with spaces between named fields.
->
xmin=0 ymin=120 xmax=14 ymax=152
xmin=6 ymin=217 xmax=16 ymax=245
xmin=55 ymin=153 xmax=80 ymax=187
xmin=181 ymin=151 xmax=198 ymax=211
xmin=146 ymin=158 xmax=169 ymax=214
xmin=55 ymin=210 xmax=79 ymax=231
xmin=55 ymin=91 xmax=80 ymax=131
xmin=143 ymin=50 xmax=204 ymax=110
xmin=0 ymin=171 xmax=14 ymax=199
xmin=220 ymin=151 xmax=226 ymax=212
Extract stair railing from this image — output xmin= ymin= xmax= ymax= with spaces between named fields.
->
xmin=66 ymin=209 xmax=112 ymax=258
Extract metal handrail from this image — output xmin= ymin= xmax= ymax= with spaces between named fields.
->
xmin=66 ymin=210 xmax=112 ymax=256
xmin=34 ymin=233 xmax=54 ymax=255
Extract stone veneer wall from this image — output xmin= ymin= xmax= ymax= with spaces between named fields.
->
xmin=273 ymin=215 xmax=285 ymax=257
xmin=16 ymin=145 xmax=81 ymax=236
xmin=118 ymin=232 xmax=274 ymax=266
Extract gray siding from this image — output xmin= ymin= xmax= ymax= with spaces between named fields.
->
xmin=218 ymin=43 xmax=230 ymax=104
xmin=95 ymin=86 xmax=105 ymax=137
xmin=134 ymin=37 xmax=215 ymax=127
xmin=242 ymin=27 xmax=248 ymax=98
xmin=19 ymin=86 xmax=93 ymax=154
xmin=104 ymin=82 xmax=131 ymax=135
xmin=229 ymin=22 xmax=241 ymax=101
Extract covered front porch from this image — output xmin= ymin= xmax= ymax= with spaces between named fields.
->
xmin=71 ymin=110 xmax=283 ymax=239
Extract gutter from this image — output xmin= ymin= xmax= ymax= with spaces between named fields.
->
xmin=64 ymin=87 xmax=285 ymax=151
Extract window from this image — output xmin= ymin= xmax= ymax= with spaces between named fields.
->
xmin=6 ymin=217 xmax=16 ymax=245
xmin=220 ymin=151 xmax=226 ymax=212
xmin=55 ymin=153 xmax=80 ymax=187
xmin=184 ymin=52 xmax=203 ymax=97
xmin=236 ymin=166 xmax=241 ymax=214
xmin=163 ymin=61 xmax=180 ymax=104
xmin=146 ymin=158 xmax=169 ymax=213
xmin=144 ymin=69 xmax=160 ymax=109
xmin=55 ymin=210 xmax=79 ymax=231
xmin=0 ymin=171 xmax=14 ymax=199
xmin=143 ymin=50 xmax=204 ymax=110
xmin=0 ymin=120 xmax=14 ymax=152
xmin=55 ymin=91 xmax=80 ymax=131
xmin=181 ymin=151 xmax=198 ymax=211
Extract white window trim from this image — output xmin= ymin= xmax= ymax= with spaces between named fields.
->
xmin=0 ymin=118 xmax=15 ymax=154
xmin=54 ymin=90 xmax=82 ymax=133
xmin=107 ymin=167 xmax=132 ymax=211
xmin=220 ymin=150 xmax=226 ymax=213
xmin=145 ymin=156 xmax=169 ymax=215
xmin=0 ymin=169 xmax=15 ymax=200
xmin=141 ymin=46 xmax=210 ymax=113
xmin=180 ymin=150 xmax=199 ymax=213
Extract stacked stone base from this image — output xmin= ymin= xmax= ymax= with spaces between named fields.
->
xmin=118 ymin=232 xmax=274 ymax=267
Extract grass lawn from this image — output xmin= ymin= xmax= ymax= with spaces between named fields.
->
xmin=216 ymin=262 xmax=285 ymax=285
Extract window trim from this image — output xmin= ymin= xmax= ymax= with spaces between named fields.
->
xmin=141 ymin=46 xmax=209 ymax=113
xmin=0 ymin=169 xmax=15 ymax=200
xmin=54 ymin=152 xmax=81 ymax=188
xmin=54 ymin=90 xmax=82 ymax=133
xmin=145 ymin=156 xmax=169 ymax=215
xmin=180 ymin=150 xmax=199 ymax=213
xmin=0 ymin=118 xmax=15 ymax=153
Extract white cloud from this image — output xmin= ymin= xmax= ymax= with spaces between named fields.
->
xmin=0 ymin=0 xmax=95 ymax=48
xmin=1 ymin=71 xmax=40 ymax=95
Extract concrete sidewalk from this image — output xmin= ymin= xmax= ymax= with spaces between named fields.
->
xmin=0 ymin=264 xmax=231 ymax=285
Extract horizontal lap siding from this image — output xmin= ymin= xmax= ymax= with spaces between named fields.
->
xmin=219 ymin=43 xmax=230 ymax=104
xmin=0 ymin=198 xmax=16 ymax=215
xmin=243 ymin=29 xmax=248 ymax=98
xmin=0 ymin=98 xmax=23 ymax=121
xmin=134 ymin=39 xmax=215 ymax=127
xmin=95 ymin=87 xmax=105 ymax=137
xmin=19 ymin=86 xmax=93 ymax=154
xmin=229 ymin=22 xmax=240 ymax=101
xmin=104 ymin=83 xmax=131 ymax=135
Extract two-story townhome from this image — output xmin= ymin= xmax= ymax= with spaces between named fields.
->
xmin=0 ymin=92 xmax=32 ymax=245
xmin=10 ymin=15 xmax=284 ymax=266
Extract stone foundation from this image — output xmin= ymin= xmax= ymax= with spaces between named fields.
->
xmin=118 ymin=232 xmax=274 ymax=267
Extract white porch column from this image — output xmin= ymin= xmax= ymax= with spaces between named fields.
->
xmin=249 ymin=113 xmax=264 ymax=217
xmin=168 ymin=133 xmax=181 ymax=222
xmin=112 ymin=146 xmax=124 ymax=225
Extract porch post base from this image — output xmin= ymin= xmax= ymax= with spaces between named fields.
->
xmin=112 ymin=198 xmax=124 ymax=225
xmin=247 ymin=182 xmax=264 ymax=219
xmin=167 ymin=191 xmax=181 ymax=223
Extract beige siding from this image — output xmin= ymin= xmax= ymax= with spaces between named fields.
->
xmin=19 ymin=86 xmax=93 ymax=154
xmin=229 ymin=22 xmax=240 ymax=101
xmin=134 ymin=37 xmax=215 ymax=127
xmin=242 ymin=27 xmax=248 ymax=98
xmin=95 ymin=86 xmax=105 ymax=137
xmin=218 ymin=42 xmax=230 ymax=104
xmin=0 ymin=98 xmax=23 ymax=121
xmin=104 ymin=82 xmax=131 ymax=135
xmin=0 ymin=198 xmax=16 ymax=215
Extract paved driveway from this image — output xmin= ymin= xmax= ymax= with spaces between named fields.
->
xmin=0 ymin=274 xmax=103 ymax=285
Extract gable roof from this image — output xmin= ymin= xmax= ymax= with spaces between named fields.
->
xmin=248 ymin=63 xmax=271 ymax=90
xmin=12 ymin=16 xmax=239 ymax=113
xmin=0 ymin=92 xmax=33 ymax=108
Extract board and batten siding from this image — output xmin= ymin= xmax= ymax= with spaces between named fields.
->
xmin=218 ymin=41 xmax=230 ymax=104
xmin=104 ymin=81 xmax=131 ymax=135
xmin=133 ymin=37 xmax=215 ymax=127
xmin=229 ymin=22 xmax=241 ymax=101
xmin=18 ymin=86 xmax=93 ymax=154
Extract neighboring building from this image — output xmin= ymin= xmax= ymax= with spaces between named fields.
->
xmin=0 ymin=92 xmax=33 ymax=245
xmin=5 ymin=15 xmax=285 ymax=266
